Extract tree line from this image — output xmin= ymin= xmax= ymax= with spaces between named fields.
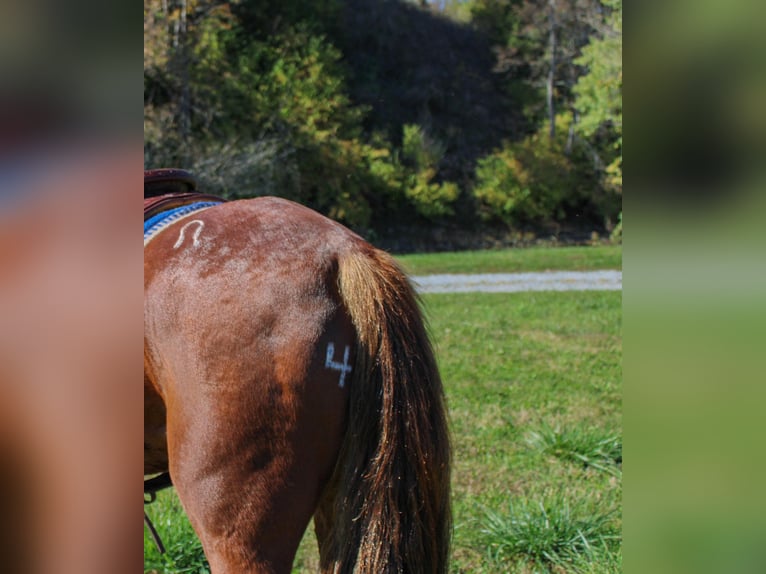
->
xmin=144 ymin=0 xmax=622 ymax=247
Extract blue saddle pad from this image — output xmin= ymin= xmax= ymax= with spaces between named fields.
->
xmin=144 ymin=201 xmax=221 ymax=244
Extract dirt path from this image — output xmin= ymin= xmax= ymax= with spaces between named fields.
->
xmin=411 ymin=270 xmax=622 ymax=294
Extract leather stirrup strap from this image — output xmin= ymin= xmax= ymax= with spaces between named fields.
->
xmin=144 ymin=512 xmax=166 ymax=554
xmin=144 ymin=472 xmax=173 ymax=554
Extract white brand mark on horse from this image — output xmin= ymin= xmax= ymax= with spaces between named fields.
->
xmin=174 ymin=220 xmax=205 ymax=249
xmin=325 ymin=343 xmax=352 ymax=388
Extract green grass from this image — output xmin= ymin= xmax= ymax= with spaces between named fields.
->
xmin=395 ymin=245 xmax=621 ymax=275
xmin=145 ymin=270 xmax=622 ymax=573
xmin=144 ymin=490 xmax=207 ymax=574
xmin=526 ymin=423 xmax=622 ymax=477
xmin=428 ymin=290 xmax=622 ymax=573
xmin=480 ymin=495 xmax=620 ymax=571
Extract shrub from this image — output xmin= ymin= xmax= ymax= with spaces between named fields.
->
xmin=400 ymin=124 xmax=459 ymax=218
xmin=404 ymin=170 xmax=460 ymax=219
xmin=473 ymin=133 xmax=570 ymax=226
xmin=472 ymin=113 xmax=613 ymax=228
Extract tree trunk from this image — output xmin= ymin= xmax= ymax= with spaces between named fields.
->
xmin=566 ymin=108 xmax=576 ymax=155
xmin=177 ymin=0 xmax=191 ymax=163
xmin=547 ymin=0 xmax=558 ymax=140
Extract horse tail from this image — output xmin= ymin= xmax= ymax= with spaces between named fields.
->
xmin=317 ymin=245 xmax=451 ymax=574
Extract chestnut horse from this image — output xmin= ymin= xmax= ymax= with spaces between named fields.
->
xmin=144 ymin=194 xmax=451 ymax=573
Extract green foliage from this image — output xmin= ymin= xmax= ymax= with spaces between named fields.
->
xmin=470 ymin=0 xmax=524 ymax=47
xmin=440 ymin=0 xmax=475 ymax=23
xmin=252 ymin=30 xmax=362 ymax=140
xmin=469 ymin=0 xmax=549 ymax=128
xmin=573 ymin=0 xmax=622 ymax=193
xmin=610 ymin=211 xmax=622 ymax=244
xmin=573 ymin=36 xmax=622 ymax=139
xmin=402 ymin=124 xmax=445 ymax=172
xmin=404 ymin=172 xmax=460 ymax=218
xmin=232 ymin=0 xmax=341 ymax=39
xmin=189 ymin=23 xmax=362 ymax=143
xmin=148 ymin=18 xmax=386 ymax=229
xmin=145 ymin=0 xmax=622 ymax=239
xmin=473 ymin=141 xmax=565 ymax=225
xmin=292 ymin=137 xmax=386 ymax=228
xmin=146 ymin=11 xmax=464 ymax=230
xmin=465 ymin=0 xmax=623 ymax=232
xmin=473 ymin=114 xmax=597 ymax=226
xmin=401 ymin=124 xmax=459 ymax=218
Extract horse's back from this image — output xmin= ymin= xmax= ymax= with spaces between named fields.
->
xmin=145 ymin=195 xmax=362 ymax=288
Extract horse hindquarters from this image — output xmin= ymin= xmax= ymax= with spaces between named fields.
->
xmin=145 ymin=211 xmax=355 ymax=571
xmin=315 ymin=247 xmax=452 ymax=574
xmin=154 ymin=301 xmax=353 ymax=573
xmin=145 ymin=196 xmax=450 ymax=573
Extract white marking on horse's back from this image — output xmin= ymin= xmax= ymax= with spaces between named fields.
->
xmin=325 ymin=342 xmax=352 ymax=388
xmin=174 ymin=220 xmax=205 ymax=249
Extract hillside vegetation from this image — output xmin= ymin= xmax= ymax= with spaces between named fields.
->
xmin=144 ymin=0 xmax=622 ymax=249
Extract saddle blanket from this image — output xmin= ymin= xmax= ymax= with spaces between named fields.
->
xmin=144 ymin=192 xmax=225 ymax=246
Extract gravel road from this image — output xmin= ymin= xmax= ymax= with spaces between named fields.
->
xmin=411 ymin=270 xmax=622 ymax=294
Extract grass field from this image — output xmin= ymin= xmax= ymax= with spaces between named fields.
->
xmin=145 ymin=246 xmax=622 ymax=573
xmin=396 ymin=245 xmax=621 ymax=275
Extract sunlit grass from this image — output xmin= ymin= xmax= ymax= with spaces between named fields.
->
xmin=395 ymin=245 xmax=621 ymax=275
xmin=480 ymin=495 xmax=620 ymax=572
xmin=143 ymin=489 xmax=208 ymax=574
xmin=428 ymin=291 xmax=621 ymax=573
xmin=526 ymin=423 xmax=622 ymax=476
